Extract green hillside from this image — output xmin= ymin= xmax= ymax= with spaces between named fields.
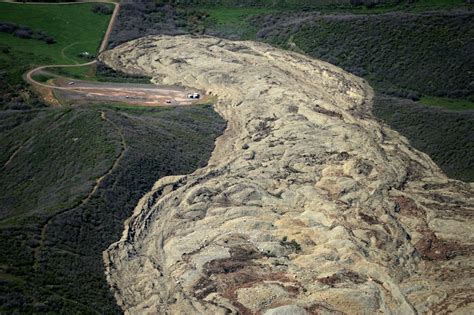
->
xmin=0 ymin=105 xmax=225 ymax=313
xmin=0 ymin=2 xmax=113 ymax=109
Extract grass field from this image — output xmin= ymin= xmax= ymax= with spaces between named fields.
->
xmin=420 ymin=96 xmax=474 ymax=111
xmin=0 ymin=2 xmax=112 ymax=86
xmin=203 ymin=6 xmax=280 ymax=39
xmin=0 ymin=2 xmax=113 ymax=62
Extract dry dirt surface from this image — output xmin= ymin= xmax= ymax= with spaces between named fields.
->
xmin=100 ymin=35 xmax=474 ymax=314
xmin=53 ymin=79 xmax=200 ymax=106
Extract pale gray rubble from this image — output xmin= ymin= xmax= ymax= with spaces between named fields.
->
xmin=100 ymin=35 xmax=474 ymax=314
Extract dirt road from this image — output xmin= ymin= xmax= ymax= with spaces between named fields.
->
xmin=98 ymin=0 xmax=120 ymax=54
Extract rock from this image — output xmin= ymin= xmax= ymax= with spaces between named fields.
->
xmin=264 ymin=305 xmax=308 ymax=315
xmin=100 ymin=35 xmax=474 ymax=315
xmin=243 ymin=150 xmax=255 ymax=160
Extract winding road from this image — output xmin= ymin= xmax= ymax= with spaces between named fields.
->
xmin=6 ymin=0 xmax=200 ymax=106
xmin=0 ymin=0 xmax=202 ymax=274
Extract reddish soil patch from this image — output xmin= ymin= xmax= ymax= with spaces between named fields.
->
xmin=414 ymin=231 xmax=473 ymax=261
xmin=316 ymin=270 xmax=367 ymax=287
xmin=394 ymin=196 xmax=426 ymax=217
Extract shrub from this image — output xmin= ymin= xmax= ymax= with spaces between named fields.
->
xmin=0 ymin=21 xmax=16 ymax=33
xmin=44 ymin=37 xmax=56 ymax=44
xmin=91 ymin=4 xmax=113 ymax=15
xmin=13 ymin=29 xmax=32 ymax=39
xmin=280 ymin=236 xmax=302 ymax=252
xmin=0 ymin=21 xmax=56 ymax=44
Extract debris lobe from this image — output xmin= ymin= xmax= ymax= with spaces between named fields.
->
xmin=101 ymin=35 xmax=474 ymax=314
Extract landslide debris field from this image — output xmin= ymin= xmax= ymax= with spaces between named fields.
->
xmin=0 ymin=0 xmax=473 ymax=313
xmin=109 ymin=0 xmax=474 ymax=182
xmin=102 ymin=35 xmax=473 ymax=314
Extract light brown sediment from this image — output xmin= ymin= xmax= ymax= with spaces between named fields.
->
xmin=101 ymin=35 xmax=474 ymax=315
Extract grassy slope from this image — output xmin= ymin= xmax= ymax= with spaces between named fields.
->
xmin=0 ymin=107 xmax=120 ymax=312
xmin=0 ymin=2 xmax=112 ymax=63
xmin=0 ymin=2 xmax=112 ymax=90
xmin=0 ymin=105 xmax=225 ymax=313
xmin=204 ymin=7 xmax=279 ymax=39
xmin=420 ymin=96 xmax=474 ymax=111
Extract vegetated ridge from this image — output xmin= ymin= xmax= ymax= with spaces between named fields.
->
xmin=101 ymin=35 xmax=474 ymax=314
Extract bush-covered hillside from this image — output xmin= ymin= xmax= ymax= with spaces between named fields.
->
xmin=257 ymin=12 xmax=474 ymax=100
xmin=373 ymin=95 xmax=474 ymax=182
xmin=0 ymin=2 xmax=226 ymax=313
xmin=0 ymin=105 xmax=225 ymax=313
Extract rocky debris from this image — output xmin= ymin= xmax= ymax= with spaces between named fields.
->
xmin=100 ymin=35 xmax=474 ymax=314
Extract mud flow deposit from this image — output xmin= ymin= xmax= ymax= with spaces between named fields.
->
xmin=101 ymin=35 xmax=474 ymax=314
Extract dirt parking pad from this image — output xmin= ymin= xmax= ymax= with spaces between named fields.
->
xmin=54 ymin=79 xmax=203 ymax=106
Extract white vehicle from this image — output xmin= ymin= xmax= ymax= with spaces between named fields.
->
xmin=187 ymin=93 xmax=201 ymax=99
xmin=68 ymin=81 xmax=75 ymax=85
xmin=165 ymin=99 xmax=172 ymax=104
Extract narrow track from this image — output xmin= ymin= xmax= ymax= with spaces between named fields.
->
xmin=20 ymin=0 xmax=121 ymax=91
xmin=11 ymin=0 xmax=124 ymax=270
xmin=34 ymin=110 xmax=127 ymax=270
xmin=4 ymin=0 xmax=202 ymax=106
xmin=3 ymin=140 xmax=28 ymax=168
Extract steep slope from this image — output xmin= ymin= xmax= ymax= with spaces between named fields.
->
xmin=100 ymin=35 xmax=474 ymax=314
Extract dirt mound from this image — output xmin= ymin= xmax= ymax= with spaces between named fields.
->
xmin=100 ymin=35 xmax=474 ymax=314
